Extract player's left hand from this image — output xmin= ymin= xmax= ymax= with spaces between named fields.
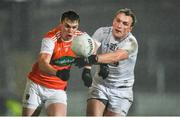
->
xmin=82 ymin=68 xmax=92 ymax=87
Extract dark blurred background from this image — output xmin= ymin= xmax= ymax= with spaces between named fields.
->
xmin=0 ymin=0 xmax=180 ymax=116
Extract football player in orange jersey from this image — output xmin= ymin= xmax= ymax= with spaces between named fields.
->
xmin=22 ymin=10 xmax=82 ymax=116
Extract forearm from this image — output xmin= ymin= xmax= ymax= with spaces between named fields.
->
xmin=38 ymin=53 xmax=57 ymax=75
xmin=74 ymin=49 xmax=128 ymax=67
xmin=38 ymin=61 xmax=57 ymax=75
xmin=97 ymin=49 xmax=128 ymax=63
xmin=38 ymin=57 xmax=70 ymax=81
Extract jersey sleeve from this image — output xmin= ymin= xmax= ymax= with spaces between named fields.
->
xmin=40 ymin=38 xmax=55 ymax=55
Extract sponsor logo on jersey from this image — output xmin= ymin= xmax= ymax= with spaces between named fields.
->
xmin=52 ymin=56 xmax=75 ymax=66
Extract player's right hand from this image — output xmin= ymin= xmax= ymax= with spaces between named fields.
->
xmin=73 ymin=57 xmax=86 ymax=68
xmin=56 ymin=69 xmax=70 ymax=81
xmin=82 ymin=68 xmax=92 ymax=87
xmin=74 ymin=55 xmax=98 ymax=68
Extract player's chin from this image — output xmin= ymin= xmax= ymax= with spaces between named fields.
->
xmin=113 ymin=33 xmax=123 ymax=39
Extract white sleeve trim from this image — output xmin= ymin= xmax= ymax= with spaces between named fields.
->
xmin=40 ymin=38 xmax=55 ymax=55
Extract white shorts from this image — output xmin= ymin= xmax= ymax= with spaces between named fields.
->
xmin=22 ymin=79 xmax=67 ymax=109
xmin=88 ymin=83 xmax=133 ymax=116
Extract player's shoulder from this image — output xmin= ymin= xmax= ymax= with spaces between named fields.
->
xmin=96 ymin=26 xmax=112 ymax=34
xmin=124 ymin=33 xmax=138 ymax=50
xmin=43 ymin=26 xmax=61 ymax=41
xmin=128 ymin=33 xmax=138 ymax=44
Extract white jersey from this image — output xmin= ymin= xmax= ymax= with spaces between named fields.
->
xmin=92 ymin=26 xmax=138 ymax=88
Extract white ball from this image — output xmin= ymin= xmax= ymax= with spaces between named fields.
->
xmin=71 ymin=33 xmax=95 ymax=57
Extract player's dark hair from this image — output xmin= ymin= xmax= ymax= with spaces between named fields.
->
xmin=61 ymin=10 xmax=80 ymax=23
xmin=115 ymin=8 xmax=137 ymax=27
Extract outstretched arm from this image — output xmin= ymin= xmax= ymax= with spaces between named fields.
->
xmin=97 ymin=49 xmax=128 ymax=64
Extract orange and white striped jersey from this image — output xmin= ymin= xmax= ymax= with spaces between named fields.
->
xmin=28 ymin=26 xmax=76 ymax=90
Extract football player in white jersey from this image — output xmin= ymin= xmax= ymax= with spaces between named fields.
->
xmin=75 ymin=8 xmax=138 ymax=116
